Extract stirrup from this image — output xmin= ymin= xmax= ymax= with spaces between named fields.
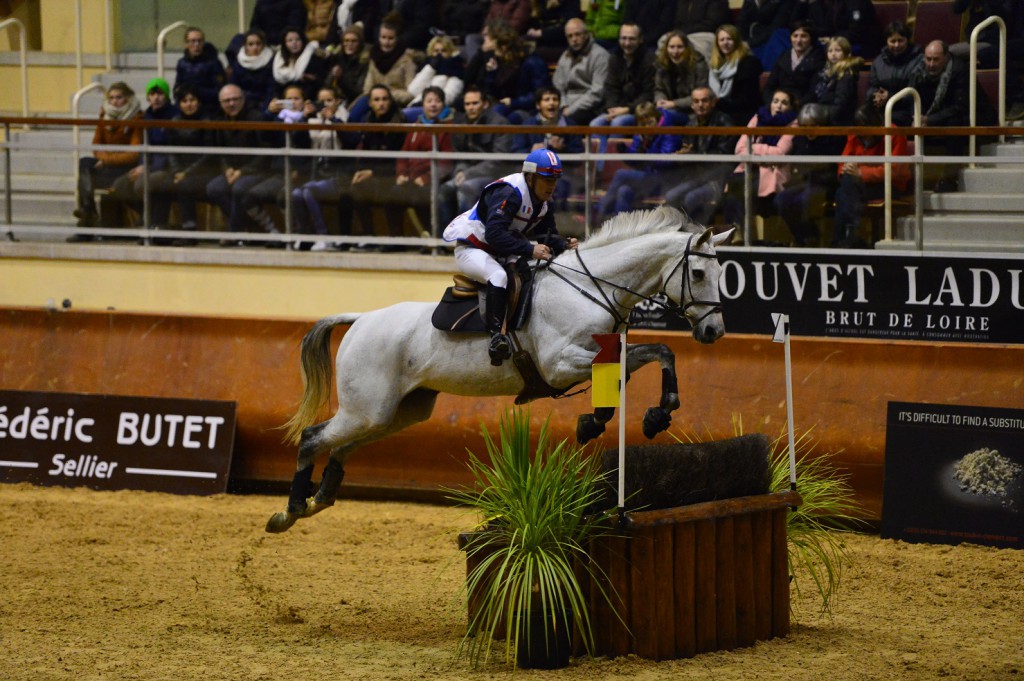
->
xmin=489 ymin=334 xmax=511 ymax=366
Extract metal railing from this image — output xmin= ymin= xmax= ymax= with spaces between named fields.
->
xmin=156 ymin=21 xmax=189 ymax=80
xmin=883 ymin=88 xmax=923 ymax=247
xmin=0 ymin=18 xmax=29 ymax=120
xmin=969 ymin=15 xmax=1007 ymax=162
xmin=74 ymin=0 xmax=113 ymax=89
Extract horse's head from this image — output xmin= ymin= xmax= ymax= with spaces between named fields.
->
xmin=664 ymin=226 xmax=733 ymax=344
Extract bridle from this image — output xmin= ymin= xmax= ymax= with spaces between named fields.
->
xmin=541 ymin=232 xmax=723 ymax=331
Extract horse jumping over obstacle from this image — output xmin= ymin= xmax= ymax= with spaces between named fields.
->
xmin=266 ymin=206 xmax=732 ymax=533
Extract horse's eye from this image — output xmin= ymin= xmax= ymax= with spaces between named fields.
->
xmin=692 ymin=269 xmax=705 ymax=281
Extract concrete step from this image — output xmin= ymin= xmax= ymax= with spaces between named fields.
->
xmin=961 ymin=167 xmax=1024 ymax=193
xmin=922 ymin=191 xmax=1024 ymax=213
xmin=5 ymin=193 xmax=77 ymax=224
xmin=8 ymin=150 xmax=78 ymax=176
xmin=10 ymin=128 xmax=76 ymax=148
xmin=982 ymin=141 xmax=1024 ymax=157
xmin=894 ymin=213 xmax=1024 ymax=243
xmin=0 ymin=175 xmax=76 ymax=193
xmin=876 ymin=238 xmax=1024 ymax=253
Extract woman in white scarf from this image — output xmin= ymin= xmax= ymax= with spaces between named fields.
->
xmin=229 ymin=29 xmax=276 ymax=110
xmin=272 ymin=28 xmax=328 ymax=100
xmin=71 ymin=82 xmax=143 ymax=234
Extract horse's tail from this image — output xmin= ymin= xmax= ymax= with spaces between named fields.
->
xmin=282 ymin=313 xmax=361 ymax=445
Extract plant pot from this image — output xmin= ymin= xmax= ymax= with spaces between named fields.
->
xmin=516 ymin=608 xmax=572 ymax=670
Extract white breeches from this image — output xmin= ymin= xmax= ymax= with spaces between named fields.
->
xmin=454 ymin=245 xmax=507 ymax=288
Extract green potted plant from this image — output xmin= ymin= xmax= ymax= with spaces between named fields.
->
xmin=448 ymin=407 xmax=620 ymax=669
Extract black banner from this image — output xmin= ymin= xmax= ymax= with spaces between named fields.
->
xmin=632 ymin=249 xmax=1024 ymax=345
xmin=0 ymin=390 xmax=236 ymax=495
xmin=881 ymin=401 xmax=1023 ymax=549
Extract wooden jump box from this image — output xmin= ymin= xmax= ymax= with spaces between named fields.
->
xmin=462 ymin=491 xmax=800 ymax=662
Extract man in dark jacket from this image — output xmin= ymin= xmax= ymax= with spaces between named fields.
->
xmin=350 ymin=84 xmax=407 ymax=242
xmin=438 ymin=86 xmax=515 ymax=227
xmin=204 ymin=84 xmax=273 ymax=242
xmin=912 ymin=40 xmax=972 ymax=191
xmin=174 ymin=27 xmax=225 ymax=117
xmin=589 ymin=23 xmax=656 ymax=131
xmin=663 ymin=86 xmax=737 ymax=225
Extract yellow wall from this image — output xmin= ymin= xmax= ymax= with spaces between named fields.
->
xmin=0 ymin=257 xmax=452 ymax=319
xmin=40 ymin=0 xmax=113 ymax=54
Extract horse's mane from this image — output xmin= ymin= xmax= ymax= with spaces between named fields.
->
xmin=578 ymin=206 xmax=700 ymax=250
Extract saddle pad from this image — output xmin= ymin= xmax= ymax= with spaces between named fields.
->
xmin=430 ymin=288 xmax=486 ymax=333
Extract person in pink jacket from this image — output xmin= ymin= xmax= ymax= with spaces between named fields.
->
xmin=721 ymin=87 xmax=799 ymax=227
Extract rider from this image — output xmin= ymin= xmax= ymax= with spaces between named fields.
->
xmin=443 ymin=148 xmax=579 ymax=365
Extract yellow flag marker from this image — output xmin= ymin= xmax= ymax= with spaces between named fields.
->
xmin=591 ymin=333 xmax=621 ymax=408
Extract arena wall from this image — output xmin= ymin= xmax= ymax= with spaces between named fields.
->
xmin=4 ymin=302 xmax=1021 ymax=522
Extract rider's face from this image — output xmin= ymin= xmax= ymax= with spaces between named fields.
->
xmin=529 ymin=174 xmax=558 ymax=202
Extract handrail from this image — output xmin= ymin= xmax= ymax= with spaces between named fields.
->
xmin=70 ymin=82 xmax=106 ymax=191
xmin=239 ymin=0 xmax=248 ymax=33
xmin=969 ymin=15 xmax=1006 ymax=163
xmin=157 ymin=21 xmax=189 ymax=80
xmin=74 ymin=0 xmax=113 ymax=87
xmin=883 ymin=87 xmax=922 ymax=247
xmin=0 ymin=18 xmax=29 ymax=121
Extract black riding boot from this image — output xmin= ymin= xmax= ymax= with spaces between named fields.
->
xmin=486 ymin=283 xmax=511 ymax=366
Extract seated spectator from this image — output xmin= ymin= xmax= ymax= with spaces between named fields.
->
xmin=514 ymin=86 xmax=583 ymax=208
xmin=305 ymin=0 xmax=341 ymax=46
xmin=236 ymin=82 xmax=315 ymax=245
xmin=764 ymin=21 xmax=826 ymax=107
xmin=352 ymin=86 xmax=452 ymax=247
xmin=584 ymin=0 xmax=626 ymax=49
xmin=250 ymin=0 xmax=306 ymax=47
xmin=597 ymin=102 xmax=683 ymax=221
xmin=486 ymin=0 xmax=532 ymax=35
xmin=552 ymin=17 xmax=611 ymax=125
xmin=832 ymin=103 xmax=910 ymax=248
xmin=795 ymin=0 xmax=881 ymax=59
xmin=229 ymin=29 xmax=277 ymax=112
xmin=408 ymin=35 xmax=465 ymax=107
xmin=205 ymin=84 xmax=274 ymax=244
xmin=109 ymin=78 xmax=178 ymax=228
xmin=348 ymin=84 xmax=410 ymax=244
xmin=348 ymin=20 xmax=418 ymax=122
xmin=154 ymin=84 xmax=219 ymax=245
xmin=514 ymin=86 xmax=584 ymax=155
xmin=175 ymin=27 xmax=225 ymax=118
xmin=672 ymin=0 xmax=731 ymax=62
xmin=663 ymin=86 xmax=737 ymax=225
xmin=71 ymin=82 xmax=142 ymax=237
xmin=737 ymin=0 xmax=796 ymax=71
xmin=525 ymin=0 xmax=582 ymax=62
xmin=774 ymin=102 xmax=846 ymax=246
xmin=654 ymin=30 xmax=710 ymax=121
xmin=273 ymin=27 xmax=329 ymax=101
xmin=438 ymin=0 xmax=491 ymax=44
xmin=465 ymin=20 xmax=550 ymax=122
xmin=325 ymin=26 xmax=370 ymax=108
xmin=867 ymin=21 xmax=923 ymax=127
xmin=292 ymin=85 xmax=353 ymax=251
xmin=805 ymin=36 xmax=862 ymax=125
xmin=912 ymin=40 xmax=974 ymax=192
xmin=437 ymin=86 xmax=515 ymax=227
xmin=952 ymin=2 xmax=1024 ymax=118
xmin=590 ymin=22 xmax=656 ymax=157
xmin=708 ymin=23 xmax=764 ymax=127
xmin=348 ymin=1 xmax=434 ymax=51
xmin=721 ymin=87 xmax=799 ymax=227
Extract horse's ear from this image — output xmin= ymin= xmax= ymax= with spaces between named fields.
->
xmin=712 ymin=227 xmax=736 ymax=247
xmin=694 ymin=226 xmax=714 ymax=248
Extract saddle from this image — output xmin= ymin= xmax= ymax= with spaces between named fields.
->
xmin=430 ymin=265 xmax=533 ymax=334
xmin=431 ymin=264 xmax=571 ymax=404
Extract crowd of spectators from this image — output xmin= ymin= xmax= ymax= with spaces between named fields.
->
xmin=71 ymin=0 xmax=1024 ymax=249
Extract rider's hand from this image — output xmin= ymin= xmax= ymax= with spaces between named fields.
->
xmin=566 ymin=237 xmax=579 ymax=250
xmin=533 ymin=243 xmax=552 ymax=260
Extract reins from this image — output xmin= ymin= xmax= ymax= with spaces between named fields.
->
xmin=538 ymin=233 xmax=723 ymax=330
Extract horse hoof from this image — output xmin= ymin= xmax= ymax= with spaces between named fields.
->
xmin=302 ymin=498 xmax=334 ymax=518
xmin=642 ymin=407 xmax=672 ymax=439
xmin=576 ymin=414 xmax=606 ymax=444
xmin=265 ymin=511 xmax=299 ymax=533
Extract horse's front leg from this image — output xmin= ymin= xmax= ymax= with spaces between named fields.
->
xmin=626 ymin=343 xmax=679 ymax=439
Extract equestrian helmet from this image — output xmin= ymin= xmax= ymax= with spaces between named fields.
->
xmin=522 ymin=148 xmax=563 ymax=177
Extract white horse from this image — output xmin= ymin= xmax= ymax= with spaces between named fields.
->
xmin=267 ymin=206 xmax=732 ymax=532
